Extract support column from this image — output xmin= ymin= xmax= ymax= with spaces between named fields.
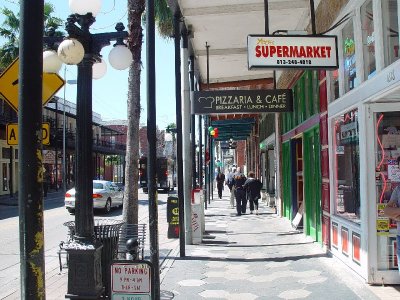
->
xmin=204 ymin=116 xmax=209 ymax=209
xmin=190 ymin=55 xmax=197 ymax=189
xmin=146 ymin=0 xmax=161 ymax=297
xmin=198 ymin=115 xmax=203 ymax=188
xmin=181 ymin=28 xmax=192 ymax=244
xmin=173 ymin=11 xmax=185 ymax=256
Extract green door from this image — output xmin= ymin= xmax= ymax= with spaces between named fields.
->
xmin=303 ymin=126 xmax=322 ymax=243
xmin=282 ymin=141 xmax=292 ymax=219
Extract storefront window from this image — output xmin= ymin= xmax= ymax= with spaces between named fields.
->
xmin=329 ymin=69 xmax=339 ymax=103
xmin=333 ymin=109 xmax=360 ymax=223
xmin=361 ymin=0 xmax=376 ymax=79
xmin=343 ymin=20 xmax=357 ymax=92
xmin=382 ymin=0 xmax=400 ymax=67
xmin=2 ymin=148 xmax=11 ymax=159
xmin=375 ymin=111 xmax=400 ymax=271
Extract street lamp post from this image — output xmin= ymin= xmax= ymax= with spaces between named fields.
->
xmin=43 ymin=1 xmax=131 ymax=298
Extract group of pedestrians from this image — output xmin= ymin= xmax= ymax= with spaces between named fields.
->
xmin=218 ymin=167 xmax=263 ymax=216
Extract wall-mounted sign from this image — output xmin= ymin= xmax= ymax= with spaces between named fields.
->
xmin=192 ymin=89 xmax=293 ymax=115
xmin=247 ymin=35 xmax=338 ymax=69
xmin=340 ymin=121 xmax=358 ymax=144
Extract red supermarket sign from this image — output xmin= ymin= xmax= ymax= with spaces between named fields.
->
xmin=247 ymin=35 xmax=338 ymax=69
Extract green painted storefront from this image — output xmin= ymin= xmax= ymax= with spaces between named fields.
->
xmin=281 ymin=71 xmax=322 ymax=243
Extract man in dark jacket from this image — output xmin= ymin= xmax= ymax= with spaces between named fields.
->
xmin=233 ymin=167 xmax=247 ymax=215
xmin=243 ymin=171 xmax=262 ymax=215
xmin=215 ymin=168 xmax=225 ymax=199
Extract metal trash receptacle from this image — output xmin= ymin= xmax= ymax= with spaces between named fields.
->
xmin=167 ymin=195 xmax=179 ymax=238
xmin=63 ymin=219 xmax=125 ymax=297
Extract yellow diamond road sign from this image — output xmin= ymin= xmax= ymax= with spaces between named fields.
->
xmin=0 ymin=58 xmax=65 ymax=112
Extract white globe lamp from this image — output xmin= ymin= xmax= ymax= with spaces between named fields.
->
xmin=69 ymin=0 xmax=102 ymax=17
xmin=108 ymin=45 xmax=132 ymax=70
xmin=57 ymin=38 xmax=85 ymax=65
xmin=92 ymin=59 xmax=107 ymax=79
xmin=43 ymin=50 xmax=63 ymax=73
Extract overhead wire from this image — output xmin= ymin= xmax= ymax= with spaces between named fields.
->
xmin=318 ymin=12 xmax=352 ymax=35
xmin=91 ymin=0 xmax=128 ymax=32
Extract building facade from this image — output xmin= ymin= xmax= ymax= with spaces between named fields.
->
xmin=275 ymin=0 xmax=400 ymax=285
xmin=0 ymin=96 xmax=126 ymax=199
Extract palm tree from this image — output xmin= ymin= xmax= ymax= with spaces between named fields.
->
xmin=0 ymin=7 xmax=19 ymax=70
xmin=122 ymin=0 xmax=172 ymax=225
xmin=0 ymin=2 xmax=63 ymax=70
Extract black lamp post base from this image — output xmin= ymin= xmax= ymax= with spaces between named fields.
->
xmin=65 ymin=241 xmax=104 ymax=299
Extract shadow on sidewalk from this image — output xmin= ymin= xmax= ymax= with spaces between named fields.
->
xmin=173 ymin=252 xmax=328 ymax=263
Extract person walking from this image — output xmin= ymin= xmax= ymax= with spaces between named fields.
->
xmin=233 ymin=167 xmax=247 ymax=215
xmin=226 ymin=167 xmax=236 ymax=208
xmin=43 ymin=167 xmax=51 ymax=198
xmin=215 ymin=168 xmax=225 ymax=199
xmin=243 ymin=171 xmax=263 ymax=215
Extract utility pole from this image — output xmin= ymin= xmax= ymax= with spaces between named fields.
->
xmin=18 ymin=0 xmax=46 ymax=298
xmin=146 ymin=0 xmax=161 ymax=298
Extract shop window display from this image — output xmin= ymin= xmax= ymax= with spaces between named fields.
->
xmin=333 ymin=109 xmax=360 ymax=223
xmin=382 ymin=0 xmax=400 ymax=67
xmin=361 ymin=0 xmax=376 ymax=79
xmin=375 ymin=111 xmax=400 ymax=271
xmin=329 ymin=69 xmax=339 ymax=103
xmin=343 ymin=20 xmax=357 ymax=92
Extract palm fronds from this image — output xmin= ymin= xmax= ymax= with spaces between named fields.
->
xmin=142 ymin=0 xmax=173 ymax=39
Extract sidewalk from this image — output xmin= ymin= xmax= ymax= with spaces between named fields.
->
xmin=160 ymin=189 xmax=400 ymax=300
xmin=0 ymin=189 xmax=64 ymax=206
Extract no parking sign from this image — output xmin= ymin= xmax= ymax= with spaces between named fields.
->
xmin=110 ymin=260 xmax=153 ymax=299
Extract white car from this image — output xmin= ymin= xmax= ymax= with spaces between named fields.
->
xmin=65 ymin=180 xmax=124 ymax=214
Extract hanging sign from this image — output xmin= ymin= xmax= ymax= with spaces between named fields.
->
xmin=247 ymin=35 xmax=338 ymax=69
xmin=192 ymin=89 xmax=293 ymax=115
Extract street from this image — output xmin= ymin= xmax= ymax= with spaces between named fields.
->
xmin=0 ymin=189 xmax=178 ymax=299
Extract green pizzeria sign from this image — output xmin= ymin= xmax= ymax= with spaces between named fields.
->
xmin=192 ymin=89 xmax=293 ymax=115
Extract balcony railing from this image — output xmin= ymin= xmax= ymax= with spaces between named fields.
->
xmin=48 ymin=126 xmax=126 ymax=154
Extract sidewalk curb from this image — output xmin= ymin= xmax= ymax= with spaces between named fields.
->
xmin=160 ymin=243 xmax=180 ymax=284
xmin=0 ymin=191 xmax=64 ymax=206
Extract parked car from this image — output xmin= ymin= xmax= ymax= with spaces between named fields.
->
xmin=64 ymin=180 xmax=124 ymax=214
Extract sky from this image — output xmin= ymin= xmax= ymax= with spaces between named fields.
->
xmin=0 ymin=0 xmax=177 ymax=130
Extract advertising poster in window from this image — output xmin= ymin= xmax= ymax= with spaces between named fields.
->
xmin=377 ymin=203 xmax=387 ymax=218
xmin=388 ymin=158 xmax=400 ymax=182
xmin=376 ymin=219 xmax=390 ymax=236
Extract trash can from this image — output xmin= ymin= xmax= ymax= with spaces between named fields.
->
xmin=167 ymin=195 xmax=179 ymax=238
xmin=63 ymin=219 xmax=125 ymax=297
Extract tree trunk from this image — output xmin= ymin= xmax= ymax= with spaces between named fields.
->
xmin=123 ymin=0 xmax=145 ymax=225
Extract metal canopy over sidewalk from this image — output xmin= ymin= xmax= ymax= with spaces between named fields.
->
xmin=210 ymin=117 xmax=256 ymax=141
xmin=170 ymin=0 xmax=311 ymax=85
xmin=167 ymin=0 xmax=310 ymax=140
